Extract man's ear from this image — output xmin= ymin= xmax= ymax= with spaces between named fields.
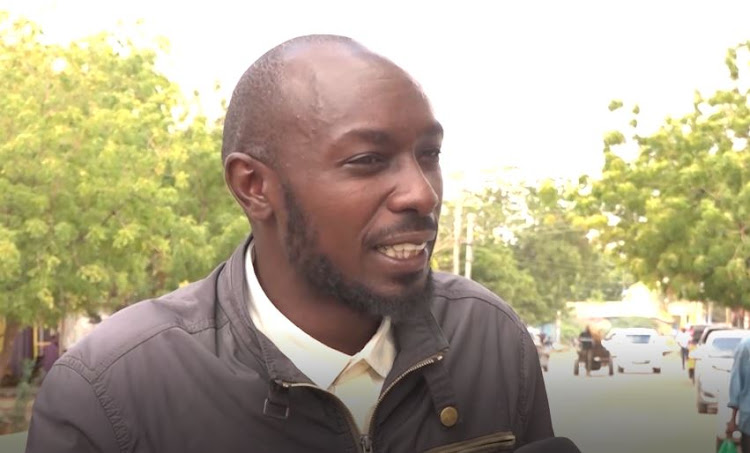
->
xmin=224 ymin=152 xmax=276 ymax=222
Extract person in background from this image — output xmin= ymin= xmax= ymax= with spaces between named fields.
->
xmin=726 ymin=336 xmax=750 ymax=452
xmin=676 ymin=327 xmax=690 ymax=370
xmin=578 ymin=325 xmax=593 ymax=348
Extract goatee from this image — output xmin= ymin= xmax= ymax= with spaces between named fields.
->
xmin=282 ymin=183 xmax=434 ymax=321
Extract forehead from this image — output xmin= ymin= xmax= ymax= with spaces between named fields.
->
xmin=282 ymin=47 xmax=438 ymax=142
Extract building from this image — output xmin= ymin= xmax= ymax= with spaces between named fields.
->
xmin=566 ymin=282 xmax=711 ymax=335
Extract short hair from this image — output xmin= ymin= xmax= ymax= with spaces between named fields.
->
xmin=221 ymin=35 xmax=363 ymax=167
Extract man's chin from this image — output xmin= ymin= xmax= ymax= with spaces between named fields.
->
xmin=389 ymin=268 xmax=430 ymax=287
xmin=292 ymin=241 xmax=433 ymax=320
xmin=359 ymin=270 xmax=434 ymax=321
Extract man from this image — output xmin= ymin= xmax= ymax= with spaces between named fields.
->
xmin=727 ymin=336 xmax=750 ymax=452
xmin=26 ymin=35 xmax=554 ymax=452
xmin=577 ymin=325 xmax=594 ymax=376
xmin=675 ymin=327 xmax=690 ymax=370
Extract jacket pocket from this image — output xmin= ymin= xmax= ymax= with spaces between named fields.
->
xmin=423 ymin=431 xmax=516 ymax=453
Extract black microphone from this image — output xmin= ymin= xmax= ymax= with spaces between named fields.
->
xmin=515 ymin=437 xmax=582 ymax=453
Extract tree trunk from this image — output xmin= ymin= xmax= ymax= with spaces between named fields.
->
xmin=0 ymin=318 xmax=21 ymax=383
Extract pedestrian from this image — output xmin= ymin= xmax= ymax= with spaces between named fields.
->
xmin=578 ymin=325 xmax=595 ymax=376
xmin=675 ymin=327 xmax=690 ymax=370
xmin=26 ymin=35 xmax=557 ymax=452
xmin=726 ymin=336 xmax=750 ymax=452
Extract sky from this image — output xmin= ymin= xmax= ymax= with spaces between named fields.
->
xmin=3 ymin=0 xmax=750 ymax=198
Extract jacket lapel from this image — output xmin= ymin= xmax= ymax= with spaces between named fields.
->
xmin=215 ymin=235 xmax=315 ymax=384
xmin=216 ymin=235 xmax=454 ymax=393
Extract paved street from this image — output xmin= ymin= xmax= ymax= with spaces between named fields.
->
xmin=545 ymin=350 xmax=721 ymax=453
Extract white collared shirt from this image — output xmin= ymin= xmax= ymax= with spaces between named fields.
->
xmin=245 ymin=243 xmax=396 ymax=432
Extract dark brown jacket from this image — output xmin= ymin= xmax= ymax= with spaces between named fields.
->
xmin=26 ymin=237 xmax=553 ymax=452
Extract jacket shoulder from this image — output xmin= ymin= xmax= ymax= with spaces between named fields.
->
xmin=431 ymin=271 xmax=528 ymax=331
xmin=59 ymin=270 xmax=223 ymax=381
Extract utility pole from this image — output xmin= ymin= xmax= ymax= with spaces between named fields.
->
xmin=464 ymin=213 xmax=476 ymax=280
xmin=452 ymin=198 xmax=463 ymax=275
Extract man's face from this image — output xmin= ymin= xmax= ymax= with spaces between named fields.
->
xmin=275 ymin=52 xmax=443 ymax=319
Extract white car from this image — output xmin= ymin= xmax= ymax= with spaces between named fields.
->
xmin=693 ymin=329 xmax=750 ymax=414
xmin=602 ymin=327 xmax=666 ymax=374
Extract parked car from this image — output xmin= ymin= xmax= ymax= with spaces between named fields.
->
xmin=693 ymin=327 xmax=740 ymax=385
xmin=689 ymin=324 xmax=735 ymax=383
xmin=686 ymin=324 xmax=710 ymax=381
xmin=602 ymin=327 xmax=666 ymax=374
xmin=693 ymin=329 xmax=750 ymax=413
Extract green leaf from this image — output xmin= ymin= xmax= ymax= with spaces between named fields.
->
xmin=608 ymin=100 xmax=624 ymax=112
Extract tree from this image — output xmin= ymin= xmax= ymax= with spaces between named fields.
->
xmin=515 ymin=181 xmax=631 ymax=310
xmin=435 ymin=180 xmax=628 ymax=325
xmin=471 ymin=242 xmax=547 ymax=324
xmin=0 ymin=13 xmax=245 ymax=378
xmin=576 ymin=41 xmax=750 ymax=309
xmin=433 ymin=185 xmax=546 ymax=322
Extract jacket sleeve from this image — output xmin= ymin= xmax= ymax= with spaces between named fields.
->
xmin=26 ymin=363 xmax=121 ymax=453
xmin=520 ymin=334 xmax=554 ymax=443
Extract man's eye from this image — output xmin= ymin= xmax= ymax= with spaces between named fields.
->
xmin=420 ymin=149 xmax=441 ymax=161
xmin=348 ymin=154 xmax=384 ymax=165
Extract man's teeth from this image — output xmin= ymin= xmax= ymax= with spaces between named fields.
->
xmin=377 ymin=243 xmax=427 ymax=259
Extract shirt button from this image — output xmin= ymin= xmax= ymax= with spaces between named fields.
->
xmin=440 ymin=406 xmax=459 ymax=427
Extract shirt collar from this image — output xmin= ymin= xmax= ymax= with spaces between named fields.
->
xmin=244 ymin=242 xmax=395 ymax=389
xmin=358 ymin=316 xmax=394 ymax=378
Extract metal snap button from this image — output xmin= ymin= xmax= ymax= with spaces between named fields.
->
xmin=439 ymin=406 xmax=458 ymax=427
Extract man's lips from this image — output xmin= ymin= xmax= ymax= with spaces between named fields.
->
xmin=373 ymin=230 xmax=437 ymax=247
xmin=376 ymin=242 xmax=428 ymax=260
xmin=373 ymin=231 xmax=437 ymax=261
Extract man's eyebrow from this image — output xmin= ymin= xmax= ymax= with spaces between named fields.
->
xmin=423 ymin=121 xmax=444 ymax=139
xmin=337 ymin=122 xmax=444 ymax=145
xmin=341 ymin=128 xmax=395 ymax=145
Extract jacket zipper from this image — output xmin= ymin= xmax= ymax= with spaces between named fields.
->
xmin=278 ymin=380 xmax=367 ymax=452
xmin=363 ymin=352 xmax=445 ymax=452
xmin=279 ymin=351 xmax=444 ymax=453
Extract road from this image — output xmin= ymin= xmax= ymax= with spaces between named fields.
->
xmin=544 ymin=350 xmax=722 ymax=453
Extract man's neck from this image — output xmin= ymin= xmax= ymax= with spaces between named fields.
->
xmin=252 ymin=240 xmax=380 ymax=356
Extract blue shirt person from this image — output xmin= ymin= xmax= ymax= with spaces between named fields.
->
xmin=727 ymin=336 xmax=750 ymax=451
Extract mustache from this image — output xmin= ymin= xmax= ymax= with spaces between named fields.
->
xmin=367 ymin=215 xmax=438 ymax=246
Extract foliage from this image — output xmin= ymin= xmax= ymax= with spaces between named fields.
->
xmin=0 ymin=359 xmax=34 ymax=433
xmin=515 ymin=182 xmax=632 ymax=317
xmin=0 ymin=13 xmax=246 ymax=333
xmin=560 ymin=320 xmax=586 ymax=344
xmin=436 ymin=180 xmax=631 ymax=325
xmin=607 ymin=317 xmax=662 ymax=330
xmin=575 ymin=41 xmax=750 ymax=308
xmin=471 ymin=242 xmax=546 ymax=324
xmin=10 ymin=359 xmax=34 ymax=431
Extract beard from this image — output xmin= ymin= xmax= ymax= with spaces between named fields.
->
xmin=281 ymin=183 xmax=434 ymax=322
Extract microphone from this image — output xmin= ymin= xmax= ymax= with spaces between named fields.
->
xmin=515 ymin=437 xmax=582 ymax=453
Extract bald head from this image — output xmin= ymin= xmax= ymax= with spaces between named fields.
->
xmin=222 ymin=35 xmax=394 ymax=166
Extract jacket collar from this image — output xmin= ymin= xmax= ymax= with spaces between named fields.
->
xmin=216 ymin=235 xmax=450 ymax=385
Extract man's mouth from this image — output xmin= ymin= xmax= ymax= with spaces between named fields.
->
xmin=376 ymin=242 xmax=428 ymax=260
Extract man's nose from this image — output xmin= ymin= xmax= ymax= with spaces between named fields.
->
xmin=386 ymin=159 xmax=441 ymax=216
